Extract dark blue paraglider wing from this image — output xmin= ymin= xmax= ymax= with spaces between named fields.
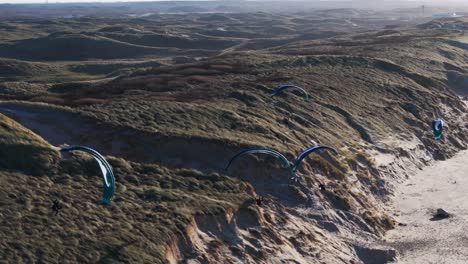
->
xmin=271 ymin=84 xmax=309 ymax=102
xmin=432 ymin=119 xmax=443 ymax=141
xmin=225 ymin=148 xmax=290 ymax=172
xmin=292 ymin=145 xmax=338 ymax=173
xmin=60 ymin=145 xmax=115 ymax=204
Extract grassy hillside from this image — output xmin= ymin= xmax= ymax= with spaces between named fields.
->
xmin=0 ymin=33 xmax=187 ymax=61
xmin=0 ymin=113 xmax=250 ymax=263
xmin=1 ymin=13 xmax=467 ymax=264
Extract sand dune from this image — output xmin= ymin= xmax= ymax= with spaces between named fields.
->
xmin=387 ymin=150 xmax=468 ymax=263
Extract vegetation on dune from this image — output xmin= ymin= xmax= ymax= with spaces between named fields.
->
xmin=0 ymin=115 xmax=250 ymax=263
xmin=0 ymin=12 xmax=467 ymax=264
xmin=0 ymin=34 xmax=171 ymax=61
xmin=0 ymin=114 xmax=59 ymax=176
xmin=68 ymin=60 xmax=163 ymax=76
xmin=0 ymin=59 xmax=55 ymax=78
xmin=0 ymin=59 xmax=110 ymax=83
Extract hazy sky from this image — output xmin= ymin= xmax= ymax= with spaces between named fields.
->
xmin=0 ymin=0 xmax=464 ymax=3
xmin=0 ymin=0 xmax=190 ymax=2
xmin=0 ymin=0 xmax=163 ymax=2
xmin=0 ymin=0 xmax=165 ymax=3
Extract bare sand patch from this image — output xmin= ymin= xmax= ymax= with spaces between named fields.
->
xmin=387 ymin=150 xmax=468 ymax=263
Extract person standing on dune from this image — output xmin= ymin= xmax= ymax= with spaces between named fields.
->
xmin=52 ymin=199 xmax=62 ymax=216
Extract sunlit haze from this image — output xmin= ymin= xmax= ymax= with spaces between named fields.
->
xmin=1 ymin=0 xmax=466 ymax=3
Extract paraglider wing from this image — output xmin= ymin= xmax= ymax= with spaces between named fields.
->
xmin=225 ymin=148 xmax=290 ymax=172
xmin=292 ymin=145 xmax=338 ymax=174
xmin=271 ymin=84 xmax=309 ymax=102
xmin=432 ymin=119 xmax=443 ymax=141
xmin=60 ymin=145 xmax=115 ymax=205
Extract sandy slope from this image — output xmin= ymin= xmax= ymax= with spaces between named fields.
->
xmin=387 ymin=150 xmax=468 ymax=263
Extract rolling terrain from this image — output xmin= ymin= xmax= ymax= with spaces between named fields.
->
xmin=1 ymin=5 xmax=468 ymax=264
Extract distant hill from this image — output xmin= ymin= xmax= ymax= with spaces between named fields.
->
xmin=0 ymin=58 xmax=55 ymax=77
xmin=0 ymin=33 xmax=195 ymax=61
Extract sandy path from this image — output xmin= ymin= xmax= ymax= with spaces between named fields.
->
xmin=386 ymin=150 xmax=468 ymax=263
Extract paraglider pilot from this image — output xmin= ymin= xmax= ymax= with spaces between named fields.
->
xmin=52 ymin=199 xmax=62 ymax=215
xmin=318 ymin=183 xmax=326 ymax=191
xmin=255 ymin=196 xmax=264 ymax=206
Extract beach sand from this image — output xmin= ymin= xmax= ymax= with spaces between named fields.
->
xmin=387 ymin=150 xmax=468 ymax=263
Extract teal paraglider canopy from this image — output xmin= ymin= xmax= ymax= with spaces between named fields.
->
xmin=225 ymin=148 xmax=290 ymax=172
xmin=292 ymin=145 xmax=338 ymax=177
xmin=60 ymin=145 xmax=115 ymax=205
xmin=432 ymin=119 xmax=443 ymax=141
xmin=271 ymin=84 xmax=309 ymax=102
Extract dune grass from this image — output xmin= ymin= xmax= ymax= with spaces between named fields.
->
xmin=1 ymin=14 xmax=467 ymax=263
xmin=0 ymin=114 xmax=250 ymax=263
